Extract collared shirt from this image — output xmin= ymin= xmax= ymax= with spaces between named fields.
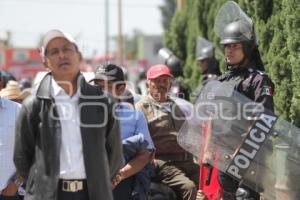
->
xmin=0 ymin=98 xmax=21 ymax=191
xmin=116 ymin=103 xmax=154 ymax=151
xmin=51 ymin=78 xmax=86 ymax=179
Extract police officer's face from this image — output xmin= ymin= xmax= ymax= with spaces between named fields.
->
xmin=148 ymin=75 xmax=172 ymax=102
xmin=44 ymin=38 xmax=81 ymax=82
xmin=198 ymin=59 xmax=209 ymax=74
xmin=224 ymin=43 xmax=245 ymax=65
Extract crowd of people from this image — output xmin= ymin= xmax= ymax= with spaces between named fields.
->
xmin=0 ymin=1 xmax=280 ymax=200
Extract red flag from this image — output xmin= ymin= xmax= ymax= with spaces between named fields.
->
xmin=199 ymin=120 xmax=223 ymax=200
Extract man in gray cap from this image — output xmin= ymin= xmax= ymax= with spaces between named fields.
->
xmin=92 ymin=63 xmax=155 ymax=200
xmin=13 ymin=29 xmax=123 ymax=200
xmin=91 ymin=64 xmax=135 ymax=105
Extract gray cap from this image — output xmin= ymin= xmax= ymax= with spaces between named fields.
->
xmin=93 ymin=63 xmax=125 ymax=82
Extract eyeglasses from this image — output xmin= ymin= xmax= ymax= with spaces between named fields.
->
xmin=46 ymin=45 xmax=77 ymax=59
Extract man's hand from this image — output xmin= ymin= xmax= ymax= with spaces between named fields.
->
xmin=202 ymin=151 xmax=214 ymax=166
xmin=151 ymin=158 xmax=158 ymax=167
xmin=150 ymin=151 xmax=157 ymax=167
xmin=0 ymin=182 xmax=18 ymax=196
xmin=111 ymin=170 xmax=125 ymax=189
xmin=196 ymin=190 xmax=208 ymax=200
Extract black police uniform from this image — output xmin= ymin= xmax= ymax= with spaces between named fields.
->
xmin=218 ymin=61 xmax=275 ymax=199
xmin=218 ymin=64 xmax=274 ymax=112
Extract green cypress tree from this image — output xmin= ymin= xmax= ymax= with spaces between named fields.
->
xmin=163 ymin=1 xmax=196 ymax=93
xmin=182 ymin=0 xmax=201 ymax=89
xmin=286 ymin=0 xmax=300 ymax=125
xmin=159 ymin=0 xmax=177 ymax=30
xmin=266 ymin=1 xmax=293 ymax=120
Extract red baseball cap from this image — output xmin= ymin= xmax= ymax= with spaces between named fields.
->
xmin=146 ymin=64 xmax=173 ymax=80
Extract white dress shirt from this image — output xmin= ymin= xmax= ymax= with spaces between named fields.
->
xmin=0 ymin=98 xmax=21 ymax=191
xmin=51 ymin=78 xmax=86 ymax=179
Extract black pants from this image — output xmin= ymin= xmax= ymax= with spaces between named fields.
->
xmin=57 ymin=190 xmax=89 ymax=200
xmin=0 ymin=195 xmax=19 ymax=200
xmin=218 ymin=172 xmax=260 ymax=200
xmin=113 ymin=176 xmax=134 ymax=200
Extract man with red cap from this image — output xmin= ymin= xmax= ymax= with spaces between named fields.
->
xmin=136 ymin=64 xmax=203 ymax=200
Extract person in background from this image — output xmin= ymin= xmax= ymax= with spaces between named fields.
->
xmin=19 ymin=78 xmax=32 ymax=91
xmin=92 ymin=63 xmax=155 ymax=200
xmin=136 ymin=64 xmax=206 ymax=200
xmin=158 ymin=48 xmax=190 ymax=101
xmin=0 ymin=72 xmax=4 ymax=91
xmin=191 ymin=37 xmax=221 ymax=103
xmin=0 ymin=75 xmax=21 ymax=199
xmin=0 ymin=71 xmax=16 ymax=89
xmin=0 ymin=80 xmax=29 ymax=103
xmin=13 ymin=29 xmax=123 ymax=200
xmin=196 ymin=37 xmax=221 ymax=85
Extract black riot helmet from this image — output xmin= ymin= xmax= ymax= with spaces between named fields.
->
xmin=220 ymin=20 xmax=256 ymax=60
xmin=220 ymin=20 xmax=254 ymax=45
xmin=158 ymin=48 xmax=183 ymax=78
xmin=214 ymin=1 xmax=264 ymax=71
xmin=197 ymin=46 xmax=215 ymax=61
xmin=196 ymin=37 xmax=221 ymax=76
xmin=196 ymin=37 xmax=215 ymax=61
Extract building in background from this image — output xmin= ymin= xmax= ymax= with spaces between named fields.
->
xmin=0 ymin=48 xmax=44 ymax=80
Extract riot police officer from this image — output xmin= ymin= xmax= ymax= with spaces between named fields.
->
xmin=214 ymin=1 xmax=275 ymax=199
xmin=192 ymin=37 xmax=222 ymax=103
xmin=196 ymin=37 xmax=221 ymax=84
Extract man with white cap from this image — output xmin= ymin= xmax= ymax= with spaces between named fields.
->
xmin=13 ymin=29 xmax=123 ymax=200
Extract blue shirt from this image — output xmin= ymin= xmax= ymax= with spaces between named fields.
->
xmin=116 ymin=103 xmax=155 ymax=200
xmin=116 ymin=103 xmax=154 ymax=151
xmin=0 ymin=98 xmax=20 ymax=191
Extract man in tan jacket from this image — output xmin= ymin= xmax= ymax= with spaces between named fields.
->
xmin=136 ymin=64 xmax=205 ymax=200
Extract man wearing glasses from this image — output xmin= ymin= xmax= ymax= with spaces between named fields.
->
xmin=13 ymin=29 xmax=123 ymax=200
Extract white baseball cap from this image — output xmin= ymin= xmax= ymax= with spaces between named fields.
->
xmin=40 ymin=29 xmax=77 ymax=59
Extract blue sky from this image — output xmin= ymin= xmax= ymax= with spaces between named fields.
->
xmin=0 ymin=0 xmax=163 ymax=56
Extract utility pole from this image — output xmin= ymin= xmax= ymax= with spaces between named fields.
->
xmin=117 ymin=0 xmax=124 ymax=65
xmin=177 ymin=0 xmax=184 ymax=11
xmin=105 ymin=0 xmax=109 ymax=60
